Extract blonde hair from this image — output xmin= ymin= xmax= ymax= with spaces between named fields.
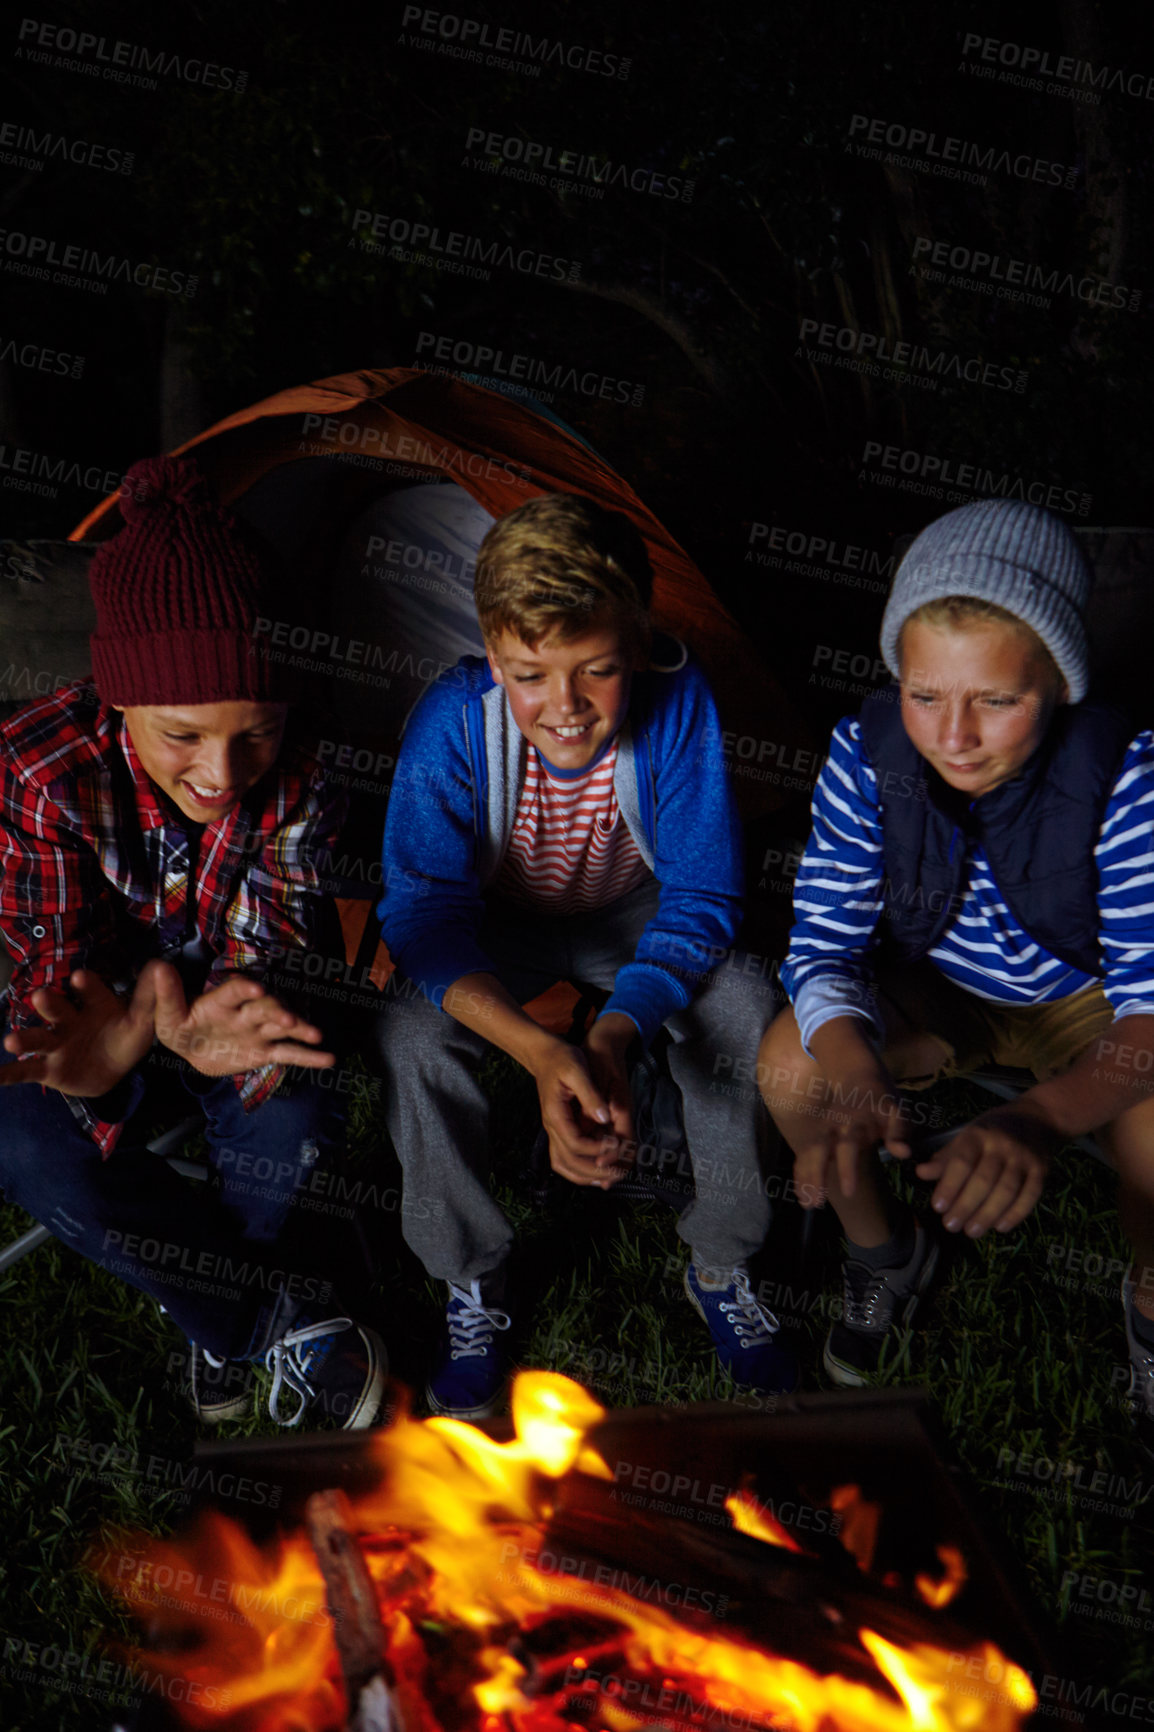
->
xmin=474 ymin=494 xmax=652 ymax=653
xmin=900 ymin=595 xmax=1064 ymax=688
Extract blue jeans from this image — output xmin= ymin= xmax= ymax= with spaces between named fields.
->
xmin=0 ymin=1047 xmax=345 ymax=1358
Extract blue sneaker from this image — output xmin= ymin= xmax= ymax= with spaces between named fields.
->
xmin=426 ymin=1278 xmax=512 ymax=1420
xmin=263 ymin=1316 xmax=387 ymax=1430
xmin=684 ymin=1263 xmax=799 ymax=1396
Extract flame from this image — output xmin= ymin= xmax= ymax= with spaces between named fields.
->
xmin=97 ymin=1511 xmax=338 ymax=1730
xmin=831 ymin=1481 xmax=884 ymax=1573
xmin=104 ymin=1373 xmax=1036 ymax=1732
xmin=724 ymin=1485 xmax=805 ymax=1550
xmin=915 ymin=1545 xmax=968 ymax=1610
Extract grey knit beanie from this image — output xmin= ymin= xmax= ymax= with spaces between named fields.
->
xmin=880 ymin=499 xmax=1092 ymax=702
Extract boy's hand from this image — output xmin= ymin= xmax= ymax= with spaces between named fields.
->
xmin=534 ymin=1034 xmax=633 ymax=1190
xmin=793 ymin=1063 xmax=912 ymax=1207
xmin=154 ymin=972 xmax=335 ymax=1076
xmin=1 ymin=964 xmax=163 ymax=1097
xmin=915 ymin=1104 xmax=1061 ymax=1236
xmin=581 ymin=1013 xmax=639 ymax=1186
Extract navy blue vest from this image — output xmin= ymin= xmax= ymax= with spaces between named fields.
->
xmin=857 ymin=688 xmax=1135 ymax=977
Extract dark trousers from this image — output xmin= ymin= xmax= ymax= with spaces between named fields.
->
xmin=0 ymin=1048 xmax=344 ymax=1359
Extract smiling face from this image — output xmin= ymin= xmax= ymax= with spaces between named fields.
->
xmin=899 ymin=618 xmax=1068 ymax=799
xmin=117 ymin=700 xmax=289 ymax=822
xmin=485 ymin=624 xmax=636 ymax=769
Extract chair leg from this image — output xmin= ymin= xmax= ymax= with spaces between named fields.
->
xmin=0 ymin=1114 xmax=209 ymax=1274
xmin=0 ymin=1222 xmax=52 ymax=1272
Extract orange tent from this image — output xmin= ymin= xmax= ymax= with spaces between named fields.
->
xmin=72 ymin=368 xmax=814 ymax=1003
xmin=73 ymin=367 xmax=811 ymax=798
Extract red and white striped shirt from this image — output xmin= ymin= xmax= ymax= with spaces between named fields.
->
xmin=496 ymin=740 xmax=651 ymax=913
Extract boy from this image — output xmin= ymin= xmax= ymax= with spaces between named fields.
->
xmin=0 ymin=453 xmax=386 ymax=1429
xmin=375 ymin=493 xmax=791 ymax=1418
xmin=760 ymin=498 xmax=1154 ymax=1448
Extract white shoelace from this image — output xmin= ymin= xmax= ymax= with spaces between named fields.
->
xmin=447 ymin=1281 xmax=511 ymax=1361
xmin=713 ymin=1269 xmax=782 ymax=1350
xmin=189 ymin=1342 xmax=227 ymax=1409
xmin=265 ymin=1316 xmax=353 ymax=1427
xmin=843 ymin=1262 xmax=895 ymax=1330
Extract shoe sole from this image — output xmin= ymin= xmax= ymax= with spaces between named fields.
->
xmin=424 ymin=1378 xmax=506 ymax=1422
xmin=823 ymin=1231 xmax=942 ymax=1389
xmin=193 ymin=1391 xmax=253 ymax=1423
xmin=340 ymin=1326 xmax=389 ymax=1431
xmin=189 ymin=1358 xmax=254 ymax=1423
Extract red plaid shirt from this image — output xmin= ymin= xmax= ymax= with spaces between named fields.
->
xmin=0 ymin=680 xmax=348 ymax=1155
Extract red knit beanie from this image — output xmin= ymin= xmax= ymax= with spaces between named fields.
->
xmin=88 ymin=454 xmax=284 ymax=706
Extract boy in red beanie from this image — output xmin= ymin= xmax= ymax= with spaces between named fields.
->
xmin=0 ymin=454 xmax=386 ymax=1429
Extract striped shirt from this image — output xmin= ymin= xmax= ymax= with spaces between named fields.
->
xmin=495 ymin=739 xmax=651 ymax=914
xmin=781 ymin=716 xmax=1154 ymax=1052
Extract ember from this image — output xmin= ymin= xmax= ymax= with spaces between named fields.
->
xmin=101 ymin=1373 xmax=1037 ymax=1732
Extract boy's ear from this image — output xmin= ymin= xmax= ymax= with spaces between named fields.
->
xmin=484 ymin=640 xmax=505 ymax=687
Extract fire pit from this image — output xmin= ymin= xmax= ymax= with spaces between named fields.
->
xmin=99 ymin=1376 xmax=1069 ymax=1732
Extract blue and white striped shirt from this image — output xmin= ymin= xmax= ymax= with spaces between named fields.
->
xmin=781 ymin=717 xmax=1154 ymax=1052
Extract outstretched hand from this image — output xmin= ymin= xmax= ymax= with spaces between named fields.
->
xmin=908 ymin=1104 xmax=1061 ymax=1237
xmin=792 ymin=1062 xmax=912 ymax=1208
xmin=153 ymin=970 xmax=335 ymax=1076
xmin=1 ymin=963 xmax=164 ymax=1097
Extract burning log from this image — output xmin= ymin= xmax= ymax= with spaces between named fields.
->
xmin=305 ymin=1488 xmax=402 ymax=1732
xmin=545 ymin=1468 xmax=985 ymax=1689
xmin=104 ymin=1375 xmax=1048 ymax=1732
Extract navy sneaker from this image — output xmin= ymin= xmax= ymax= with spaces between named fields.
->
xmin=1122 ymin=1277 xmax=1154 ymax=1459
xmin=187 ymin=1343 xmax=253 ymax=1423
xmin=823 ymin=1216 xmax=940 ymax=1388
xmin=426 ymin=1277 xmax=512 ymax=1420
xmin=684 ymin=1263 xmax=798 ymax=1396
xmin=263 ymin=1316 xmax=387 ymax=1430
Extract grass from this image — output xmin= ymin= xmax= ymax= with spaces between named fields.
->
xmin=2 ymin=1060 xmax=1152 ymax=1728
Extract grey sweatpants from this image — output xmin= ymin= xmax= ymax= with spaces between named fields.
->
xmin=373 ymin=880 xmax=778 ymax=1284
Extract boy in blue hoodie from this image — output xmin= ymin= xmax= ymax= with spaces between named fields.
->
xmin=374 ymin=494 xmax=791 ymax=1417
xmin=760 ymin=500 xmax=1154 ymax=1451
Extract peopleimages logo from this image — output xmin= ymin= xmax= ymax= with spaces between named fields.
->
xmin=351 ymin=209 xmax=580 ymax=284
xmin=0 ymin=120 xmax=133 ymax=175
xmin=398 ymin=7 xmax=631 ymax=81
xmin=415 ymin=330 xmax=645 ymax=407
xmin=0 ymin=228 xmax=196 ymax=298
xmin=846 ymin=113 xmax=1077 ymax=191
xmin=463 ymin=127 xmax=693 ymax=202
xmin=15 ymin=18 xmax=248 ymax=92
xmin=910 ymin=235 xmax=1141 ymax=313
xmin=961 ymin=33 xmax=1154 ymax=104
xmin=0 ymin=335 xmax=84 ymax=377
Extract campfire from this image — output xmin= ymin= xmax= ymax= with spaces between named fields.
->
xmin=101 ymin=1374 xmax=1039 ymax=1732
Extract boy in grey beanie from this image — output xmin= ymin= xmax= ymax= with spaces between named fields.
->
xmin=759 ymin=498 xmax=1154 ymax=1450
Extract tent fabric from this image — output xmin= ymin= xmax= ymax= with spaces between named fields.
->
xmin=70 ymin=367 xmax=815 ymax=813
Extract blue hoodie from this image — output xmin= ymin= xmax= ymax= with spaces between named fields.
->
xmin=377 ymin=639 xmax=743 ymax=1046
